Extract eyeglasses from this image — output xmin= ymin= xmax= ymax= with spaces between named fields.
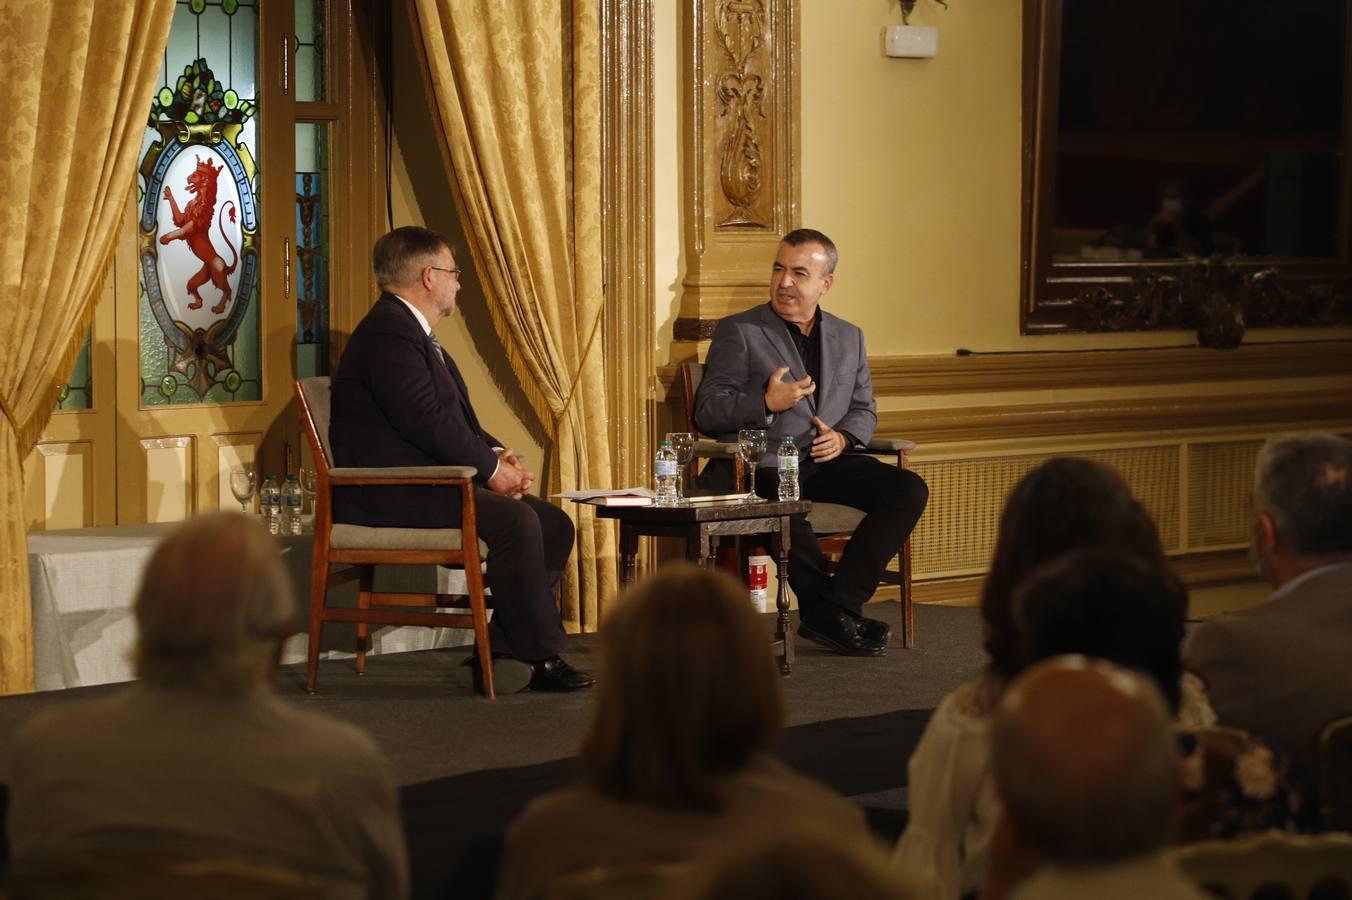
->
xmin=428 ymin=265 xmax=461 ymax=280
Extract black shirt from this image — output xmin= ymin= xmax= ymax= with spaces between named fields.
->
xmin=780 ymin=306 xmax=822 ymax=388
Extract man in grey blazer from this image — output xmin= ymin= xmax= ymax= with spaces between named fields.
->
xmin=1185 ymin=432 xmax=1352 ymax=767
xmin=694 ymin=228 xmax=928 ymax=656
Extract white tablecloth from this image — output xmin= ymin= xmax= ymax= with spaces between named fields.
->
xmin=27 ymin=523 xmax=476 ymax=692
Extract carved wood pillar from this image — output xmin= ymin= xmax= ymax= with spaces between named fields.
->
xmin=675 ymin=0 xmax=800 ymax=360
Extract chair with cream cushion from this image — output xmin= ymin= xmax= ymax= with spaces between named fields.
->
xmin=1169 ymin=831 xmax=1352 ymax=900
xmin=295 ymin=377 xmax=497 ymax=697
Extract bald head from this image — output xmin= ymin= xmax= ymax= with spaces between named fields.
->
xmin=991 ymin=657 xmax=1178 ymax=866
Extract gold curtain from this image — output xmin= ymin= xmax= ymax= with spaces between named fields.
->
xmin=0 ymin=0 xmax=175 ymax=693
xmin=408 ymin=0 xmax=618 ymax=630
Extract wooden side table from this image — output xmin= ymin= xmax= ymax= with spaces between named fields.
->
xmin=594 ymin=499 xmax=811 ymax=674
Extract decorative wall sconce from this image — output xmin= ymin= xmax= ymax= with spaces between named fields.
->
xmin=887 ymin=0 xmax=947 ymax=58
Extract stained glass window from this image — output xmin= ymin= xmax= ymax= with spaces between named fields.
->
xmin=136 ymin=0 xmax=261 ymax=405
xmin=56 ymin=332 xmax=93 ymax=411
xmin=295 ymin=122 xmax=330 ymax=376
xmin=295 ymin=0 xmax=327 ymax=103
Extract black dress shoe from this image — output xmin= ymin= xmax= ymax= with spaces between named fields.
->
xmin=529 ymin=656 xmax=596 ymax=692
xmin=797 ymin=612 xmax=887 ymax=657
xmin=856 ymin=616 xmax=891 ymax=645
xmin=455 ymin=653 xmax=533 ymax=696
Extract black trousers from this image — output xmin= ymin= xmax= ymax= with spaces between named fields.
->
xmin=467 ymin=490 xmax=574 ymax=661
xmin=701 ymin=453 xmax=928 ymax=623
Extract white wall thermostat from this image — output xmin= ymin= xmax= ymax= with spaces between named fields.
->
xmin=885 ymin=24 xmax=939 ymax=58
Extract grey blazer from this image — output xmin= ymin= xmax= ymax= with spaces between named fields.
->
xmin=1184 ymin=561 xmax=1352 ymax=765
xmin=694 ymin=303 xmax=877 ymax=464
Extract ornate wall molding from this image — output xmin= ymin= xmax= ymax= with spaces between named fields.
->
xmin=869 ymin=341 xmax=1352 ymax=396
xmin=601 ymin=0 xmax=655 ymax=492
xmin=878 ymin=389 xmax=1351 ymax=445
xmin=675 ymin=0 xmax=798 ymax=360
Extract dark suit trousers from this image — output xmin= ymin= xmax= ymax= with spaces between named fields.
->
xmin=472 ymin=490 xmax=574 ymax=661
xmin=700 ymin=454 xmax=928 ymax=622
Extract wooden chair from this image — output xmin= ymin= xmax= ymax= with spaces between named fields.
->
xmin=1169 ymin=832 xmax=1352 ymax=900
xmin=295 ymin=377 xmax=497 ymax=697
xmin=1321 ymin=715 xmax=1352 ymax=832
xmin=679 ymin=362 xmax=917 ymax=647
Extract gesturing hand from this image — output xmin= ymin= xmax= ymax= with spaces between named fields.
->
xmin=764 ymin=366 xmax=815 ymax=413
xmin=809 ymin=415 xmax=847 ymax=463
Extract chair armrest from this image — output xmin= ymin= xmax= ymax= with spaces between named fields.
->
xmin=327 ymin=465 xmax=478 ymax=486
xmin=692 ymin=440 xmax=743 ymax=460
xmin=865 ymin=437 xmax=917 ymax=453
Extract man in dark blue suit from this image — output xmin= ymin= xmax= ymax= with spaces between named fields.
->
xmin=330 ymin=227 xmax=592 ymax=693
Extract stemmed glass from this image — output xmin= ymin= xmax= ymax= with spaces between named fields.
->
xmin=737 ymin=428 xmax=768 ymax=503
xmin=667 ymin=432 xmax=695 ymax=504
xmin=229 ymin=466 xmax=257 ymax=514
xmin=298 ymin=468 xmax=318 ymax=528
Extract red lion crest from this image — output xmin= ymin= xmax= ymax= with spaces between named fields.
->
xmin=159 ymin=154 xmax=239 ymax=315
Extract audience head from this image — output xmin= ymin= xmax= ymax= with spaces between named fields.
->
xmin=991 ymin=657 xmax=1179 ymax=868
xmin=134 ymin=512 xmax=296 ymax=694
xmin=670 ymin=825 xmax=910 ymax=900
xmin=1252 ymin=432 xmax=1352 ymax=586
xmin=1015 ymin=548 xmax=1188 ymax=713
xmin=579 ymin=563 xmax=784 ymax=811
xmin=981 ymin=458 xmax=1164 ymax=684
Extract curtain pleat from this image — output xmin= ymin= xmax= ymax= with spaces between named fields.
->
xmin=408 ymin=0 xmax=617 ymax=631
xmin=0 ymin=0 xmax=175 ymax=694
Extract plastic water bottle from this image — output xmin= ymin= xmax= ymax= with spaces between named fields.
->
xmin=655 ymin=438 xmax=679 ymax=506
xmin=282 ymin=474 xmax=304 ymax=535
xmin=260 ymin=475 xmax=281 ymax=534
xmin=777 ymin=436 xmax=800 ymax=501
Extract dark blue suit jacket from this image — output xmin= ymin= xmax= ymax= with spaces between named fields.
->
xmin=330 ymin=294 xmax=502 ymax=528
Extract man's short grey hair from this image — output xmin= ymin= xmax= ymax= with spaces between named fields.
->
xmin=991 ymin=659 xmax=1179 ymax=866
xmin=372 ymin=225 xmax=451 ymax=290
xmin=135 ymin=512 xmax=297 ymax=694
xmin=1255 ymin=432 xmax=1352 ymax=558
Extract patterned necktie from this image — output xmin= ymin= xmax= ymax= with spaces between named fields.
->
xmin=428 ymin=332 xmax=448 ymax=368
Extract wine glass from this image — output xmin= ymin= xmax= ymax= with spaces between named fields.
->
xmin=667 ymin=432 xmax=695 ymax=503
xmin=229 ymin=466 xmax=257 ymax=514
xmin=737 ymin=429 xmax=768 ymax=503
xmin=298 ymin=467 xmax=318 ymax=528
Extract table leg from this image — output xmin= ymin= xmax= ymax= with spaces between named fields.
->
xmin=688 ymin=524 xmax=714 ymax=567
xmin=619 ymin=523 xmax=639 ymax=586
xmin=775 ymin=515 xmax=794 ymax=675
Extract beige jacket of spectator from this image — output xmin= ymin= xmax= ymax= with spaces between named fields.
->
xmin=1185 ymin=560 xmax=1352 ymax=767
xmin=5 ymin=683 xmax=408 ymax=900
xmin=494 ymin=752 xmax=872 ymax=900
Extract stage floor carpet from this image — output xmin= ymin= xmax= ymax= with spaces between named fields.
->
xmin=0 ymin=604 xmax=986 ymax=899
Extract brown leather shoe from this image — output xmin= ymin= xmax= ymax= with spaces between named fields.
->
xmin=529 ymin=656 xmax=596 ymax=692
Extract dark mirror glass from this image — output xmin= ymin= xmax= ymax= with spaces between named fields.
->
xmin=1052 ymin=0 xmax=1346 ymax=264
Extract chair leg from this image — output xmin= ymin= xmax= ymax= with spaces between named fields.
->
xmin=356 ymin=566 xmax=373 ymax=675
xmin=465 ymin=568 xmax=494 ymax=699
xmin=307 ymin=560 xmax=329 ymax=694
xmin=900 ymin=538 xmax=914 ymax=649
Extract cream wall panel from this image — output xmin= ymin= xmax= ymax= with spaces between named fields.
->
xmin=142 ymin=438 xmax=193 ymax=523
xmin=34 ymin=443 xmax=93 ymax=530
xmin=214 ymin=434 xmax=262 ymax=513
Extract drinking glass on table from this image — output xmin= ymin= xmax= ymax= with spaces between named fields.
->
xmin=667 ymin=432 xmax=695 ymax=503
xmin=229 ymin=466 xmax=257 ymax=514
xmin=737 ymin=428 xmax=768 ymax=503
xmin=298 ymin=468 xmax=318 ymax=528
